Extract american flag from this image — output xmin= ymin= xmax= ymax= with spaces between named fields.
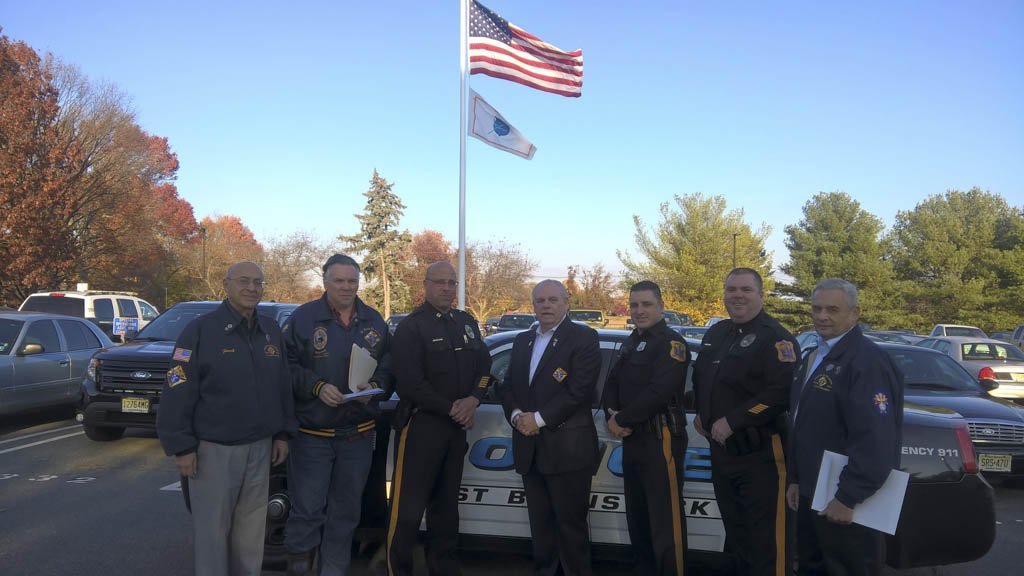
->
xmin=469 ymin=1 xmax=583 ymax=98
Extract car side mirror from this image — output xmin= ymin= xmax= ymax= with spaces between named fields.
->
xmin=979 ymin=378 xmax=999 ymax=392
xmin=123 ymin=329 xmax=138 ymax=342
xmin=19 ymin=343 xmax=44 ymax=356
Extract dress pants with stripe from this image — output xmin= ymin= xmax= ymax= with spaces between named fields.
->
xmin=386 ymin=412 xmax=467 ymax=576
xmin=622 ymin=427 xmax=688 ymax=576
xmin=710 ymin=433 xmax=789 ymax=576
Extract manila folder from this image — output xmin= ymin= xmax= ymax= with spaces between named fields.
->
xmin=348 ymin=343 xmax=377 ymax=393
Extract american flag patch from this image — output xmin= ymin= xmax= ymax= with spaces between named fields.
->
xmin=172 ymin=348 xmax=192 ymax=363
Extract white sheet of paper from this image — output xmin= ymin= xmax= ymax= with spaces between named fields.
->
xmin=811 ymin=450 xmax=909 ymax=535
xmin=339 ymin=387 xmax=386 ymax=403
xmin=348 ymin=343 xmax=378 ymax=393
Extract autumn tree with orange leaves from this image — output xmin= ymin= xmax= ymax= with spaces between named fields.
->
xmin=0 ymin=31 xmax=198 ymax=307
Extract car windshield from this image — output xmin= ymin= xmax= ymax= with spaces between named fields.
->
xmin=0 ymin=319 xmax=25 ymax=355
xmin=20 ymin=295 xmax=84 ymax=317
xmin=885 ymin=348 xmax=982 ymax=392
xmin=568 ymin=311 xmax=602 ymax=322
xmin=134 ymin=304 xmax=219 ymax=341
xmin=662 ymin=311 xmax=682 ymax=324
xmin=946 ymin=327 xmax=986 ymax=337
xmin=961 ymin=342 xmax=1024 ymax=361
xmin=500 ymin=314 xmax=535 ymax=328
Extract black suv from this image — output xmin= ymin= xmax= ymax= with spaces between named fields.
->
xmin=78 ymin=300 xmax=297 ymax=441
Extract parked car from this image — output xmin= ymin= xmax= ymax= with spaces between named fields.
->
xmin=1012 ymin=324 xmax=1024 ymax=350
xmin=239 ymin=329 xmax=995 ymax=571
xmin=626 ymin=311 xmax=688 ymax=331
xmin=886 ymin=344 xmax=1024 ymax=477
xmin=19 ymin=290 xmax=160 ymax=342
xmin=673 ymin=325 xmax=709 ymax=340
xmin=930 ymin=324 xmax=987 ymax=338
xmin=1 ymin=312 xmax=114 ymax=416
xmin=78 ymin=301 xmax=296 ymax=441
xmin=916 ymin=336 xmax=1024 ymax=403
xmin=704 ymin=316 xmax=726 ymax=327
xmin=567 ymin=309 xmax=608 ymax=328
xmin=386 ymin=313 xmax=409 ymax=334
xmin=494 ymin=313 xmax=537 ymax=332
xmin=990 ymin=331 xmax=1014 ymax=343
xmin=483 ymin=317 xmax=502 ymax=335
xmin=865 ymin=330 xmax=923 ymax=345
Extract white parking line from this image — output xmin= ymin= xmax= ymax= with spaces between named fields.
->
xmin=161 ymin=481 xmax=182 ymax=492
xmin=0 ymin=425 xmax=81 ymax=446
xmin=0 ymin=432 xmax=85 ymax=455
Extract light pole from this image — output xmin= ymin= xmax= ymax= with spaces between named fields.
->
xmin=199 ymin=225 xmax=207 ymax=295
xmin=732 ymin=232 xmax=740 ymax=269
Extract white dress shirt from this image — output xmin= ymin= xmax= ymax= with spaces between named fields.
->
xmin=512 ymin=315 xmax=566 ymax=429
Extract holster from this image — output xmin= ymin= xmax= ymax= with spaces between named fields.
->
xmin=391 ymin=400 xmax=413 ymax=432
xmin=664 ymin=403 xmax=687 ymax=438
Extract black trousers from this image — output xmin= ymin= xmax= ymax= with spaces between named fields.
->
xmin=622 ymin=428 xmax=688 ymax=576
xmin=710 ymin=433 xmax=788 ymax=576
xmin=523 ymin=465 xmax=593 ymax=576
xmin=387 ymin=412 xmax=468 ymax=576
xmin=796 ymin=497 xmax=885 ymax=576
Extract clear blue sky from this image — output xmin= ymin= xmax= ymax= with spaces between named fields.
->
xmin=4 ymin=1 xmax=1022 ymax=279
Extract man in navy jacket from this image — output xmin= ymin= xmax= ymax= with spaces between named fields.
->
xmin=787 ymin=278 xmax=903 ymax=576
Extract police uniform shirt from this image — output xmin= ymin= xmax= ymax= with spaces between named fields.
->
xmin=604 ymin=319 xmax=689 ymax=428
xmin=692 ymin=310 xmax=799 ymax=434
xmin=391 ymin=302 xmax=491 ymax=415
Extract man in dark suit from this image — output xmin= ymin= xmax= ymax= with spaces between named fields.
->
xmin=501 ymin=279 xmax=601 ymax=576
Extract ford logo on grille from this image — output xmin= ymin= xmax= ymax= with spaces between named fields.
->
xmin=130 ymin=371 xmax=152 ymax=380
xmin=981 ymin=428 xmax=996 ymax=436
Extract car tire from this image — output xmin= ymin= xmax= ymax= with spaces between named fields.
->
xmin=83 ymin=424 xmax=125 ymax=441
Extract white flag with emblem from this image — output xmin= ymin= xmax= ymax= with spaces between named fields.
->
xmin=468 ymin=89 xmax=536 ymax=160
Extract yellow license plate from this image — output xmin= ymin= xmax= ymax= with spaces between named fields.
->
xmin=978 ymin=453 xmax=1012 ymax=473
xmin=121 ymin=397 xmax=150 ymax=413
xmin=1011 ymin=373 xmax=1024 ymax=382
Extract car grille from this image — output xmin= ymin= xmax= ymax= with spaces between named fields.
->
xmin=99 ymin=359 xmax=168 ymax=394
xmin=967 ymin=420 xmax=1024 ymax=444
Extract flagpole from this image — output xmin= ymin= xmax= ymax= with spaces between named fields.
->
xmin=457 ymin=0 xmax=468 ymax=311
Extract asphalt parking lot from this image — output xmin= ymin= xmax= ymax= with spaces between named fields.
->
xmin=1 ymin=408 xmax=1021 ymax=576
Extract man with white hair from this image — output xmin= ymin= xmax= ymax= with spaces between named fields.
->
xmin=501 ymin=279 xmax=602 ymax=576
xmin=786 ymin=278 xmax=903 ymax=576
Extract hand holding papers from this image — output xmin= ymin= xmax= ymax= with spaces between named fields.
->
xmin=348 ymin=343 xmax=377 ymax=393
xmin=342 ymin=344 xmax=385 ymax=404
xmin=811 ymin=450 xmax=909 ymax=535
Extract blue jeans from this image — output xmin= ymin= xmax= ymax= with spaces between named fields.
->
xmin=285 ymin=432 xmax=374 ymax=576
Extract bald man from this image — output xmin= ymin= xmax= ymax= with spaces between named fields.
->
xmin=158 ymin=261 xmax=296 ymax=576
xmin=386 ymin=262 xmax=492 ymax=576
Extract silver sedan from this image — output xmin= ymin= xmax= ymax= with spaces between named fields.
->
xmin=916 ymin=335 xmax=1024 ymax=402
xmin=1 ymin=311 xmax=114 ymax=416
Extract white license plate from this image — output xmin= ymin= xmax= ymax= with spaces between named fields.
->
xmin=978 ymin=453 xmax=1012 ymax=472
xmin=121 ymin=397 xmax=150 ymax=413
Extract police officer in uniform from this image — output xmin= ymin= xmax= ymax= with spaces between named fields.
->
xmin=282 ymin=254 xmax=394 ymax=576
xmin=157 ymin=261 xmax=295 ymax=576
xmin=603 ymin=281 xmax=689 ymax=576
xmin=386 ymin=261 xmax=491 ymax=576
xmin=692 ymin=268 xmax=798 ymax=576
xmin=787 ymin=279 xmax=902 ymax=576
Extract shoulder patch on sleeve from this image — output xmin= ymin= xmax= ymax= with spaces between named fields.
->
xmin=775 ymin=341 xmax=796 ymax=363
xmin=172 ymin=348 xmax=191 ymax=363
xmin=670 ymin=341 xmax=687 ymax=362
xmin=167 ymin=365 xmax=188 ymax=388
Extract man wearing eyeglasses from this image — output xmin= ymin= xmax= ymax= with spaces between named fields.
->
xmin=386 ymin=261 xmax=491 ymax=576
xmin=158 ymin=261 xmax=296 ymax=576
xmin=281 ymin=254 xmax=394 ymax=576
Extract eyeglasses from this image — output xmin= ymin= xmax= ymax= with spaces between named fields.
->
xmin=426 ymin=278 xmax=458 ymax=287
xmin=228 ymin=277 xmax=266 ymax=289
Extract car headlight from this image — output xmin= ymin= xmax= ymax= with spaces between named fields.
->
xmin=87 ymin=358 xmax=99 ymax=382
